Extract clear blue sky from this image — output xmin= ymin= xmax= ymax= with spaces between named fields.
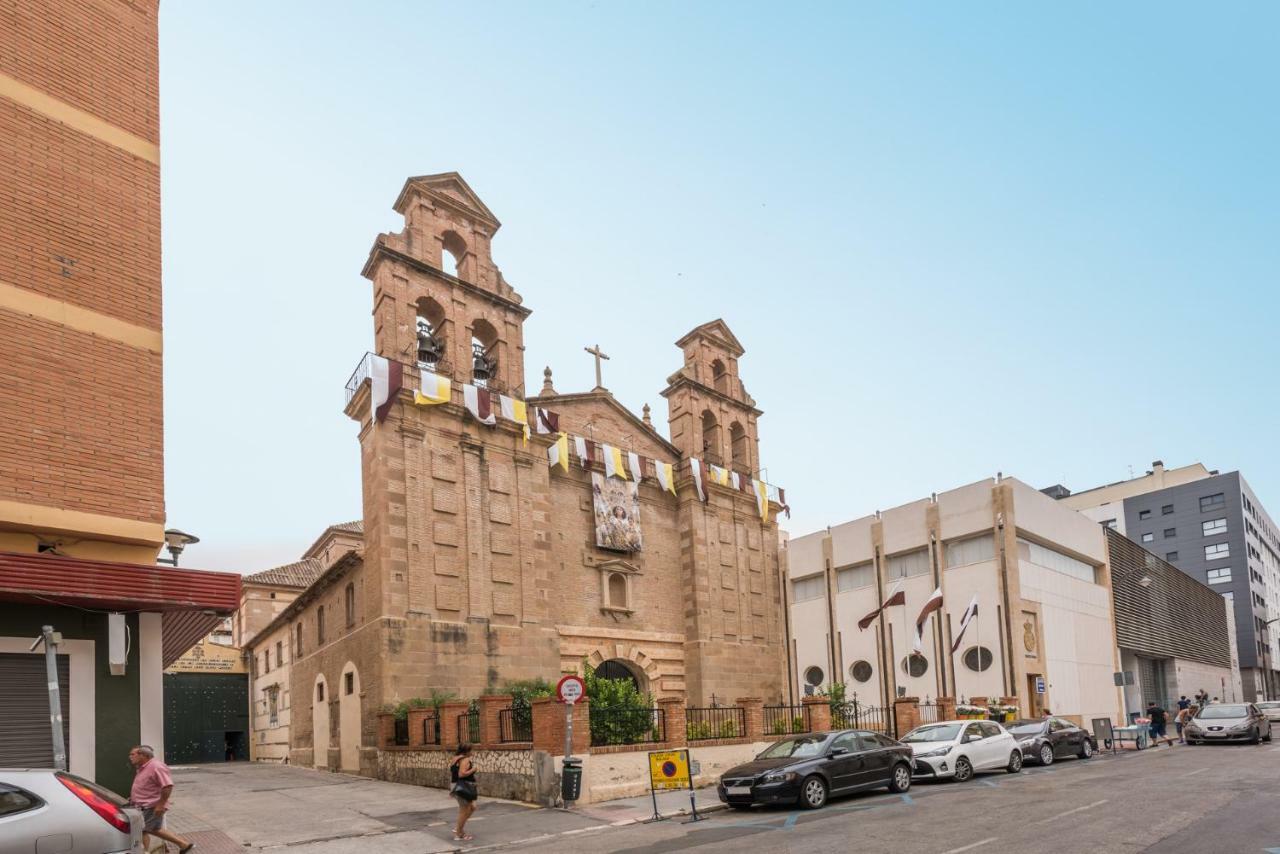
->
xmin=158 ymin=2 xmax=1279 ymax=572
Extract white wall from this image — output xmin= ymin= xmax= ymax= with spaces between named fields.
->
xmin=786 ymin=530 xmax=825 ymax=579
xmin=138 ymin=613 xmax=164 ymax=761
xmin=942 ymin=561 xmax=1006 ymax=700
xmin=791 ymin=596 xmax=831 ymax=695
xmin=572 ymin=740 xmax=782 ymax=803
xmin=1010 ymin=478 xmax=1107 ymax=564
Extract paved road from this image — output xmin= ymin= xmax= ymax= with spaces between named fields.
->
xmin=510 ymin=741 xmax=1280 ymax=854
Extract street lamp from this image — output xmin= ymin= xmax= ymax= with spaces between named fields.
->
xmin=157 ymin=529 xmax=199 ymax=566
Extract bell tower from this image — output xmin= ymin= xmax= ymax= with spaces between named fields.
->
xmin=361 ymin=172 xmax=529 ymax=394
xmin=662 ymin=319 xmax=761 ymax=473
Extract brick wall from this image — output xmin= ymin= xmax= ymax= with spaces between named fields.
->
xmin=0 ymin=0 xmax=163 ymax=542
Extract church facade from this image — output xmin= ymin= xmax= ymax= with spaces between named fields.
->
xmin=283 ymin=173 xmax=788 ymax=772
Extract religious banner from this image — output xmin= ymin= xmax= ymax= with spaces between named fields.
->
xmin=655 ymin=460 xmax=677 ymax=496
xmin=627 ymin=451 xmax=643 ymax=483
xmin=370 ymin=355 xmax=403 ymax=422
xmin=463 ymin=384 xmax=496 ymax=425
xmin=548 ymin=432 xmax=569 ymax=472
xmin=592 ymin=472 xmax=642 ymax=552
xmin=690 ymin=459 xmax=707 ymax=502
xmin=415 ymin=368 xmax=451 ymax=405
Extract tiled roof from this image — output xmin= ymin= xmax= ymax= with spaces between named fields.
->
xmin=330 ymin=520 xmax=363 ymax=534
xmin=244 ymin=558 xmax=324 ymax=589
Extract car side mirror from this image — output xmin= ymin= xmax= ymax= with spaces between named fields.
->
xmin=829 ymin=746 xmax=848 ymax=757
xmin=962 ymin=735 xmax=975 ymax=744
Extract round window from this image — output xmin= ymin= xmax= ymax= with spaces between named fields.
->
xmin=900 ymin=654 xmax=929 ymax=678
xmin=849 ymin=660 xmax=874 ymax=683
xmin=963 ymin=646 xmax=994 ymax=672
xmin=803 ymin=666 xmax=825 ymax=687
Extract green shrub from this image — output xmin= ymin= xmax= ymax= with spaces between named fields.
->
xmin=770 ymin=718 xmax=790 ymax=736
xmin=500 ymin=678 xmax=554 ymax=714
xmin=687 ymin=720 xmax=713 ymax=740
xmin=791 ymin=716 xmax=806 ymax=733
xmin=718 ymin=718 xmax=739 ymax=738
xmin=583 ymin=659 xmax=654 ymax=745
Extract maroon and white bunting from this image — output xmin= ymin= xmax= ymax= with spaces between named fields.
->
xmin=857 ymin=580 xmax=905 ymax=631
xmin=463 ymin=384 xmax=496 ymax=425
xmin=370 ymin=355 xmax=403 ymax=423
xmin=534 ymin=407 xmax=560 ymax=435
xmin=690 ymin=459 xmax=707 ymax=502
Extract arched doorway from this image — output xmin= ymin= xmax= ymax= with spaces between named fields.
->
xmin=339 ymin=663 xmax=361 ymax=773
xmin=594 ymin=659 xmax=645 ymax=692
xmin=312 ymin=675 xmax=329 ymax=770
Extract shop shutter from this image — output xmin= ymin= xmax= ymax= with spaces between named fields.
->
xmin=0 ymin=652 xmax=70 ymax=767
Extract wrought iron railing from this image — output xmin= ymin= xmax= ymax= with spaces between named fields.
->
xmin=457 ymin=709 xmax=480 ymax=745
xmin=831 ymin=696 xmax=894 ymax=737
xmin=345 ymin=351 xmax=375 ymax=406
xmin=499 ymin=707 xmax=533 ymax=743
xmin=918 ymin=696 xmax=940 ymax=725
xmin=392 ymin=716 xmax=409 ymax=746
xmin=589 ymin=707 xmax=666 ymax=746
xmin=763 ymin=704 xmax=813 ymax=736
xmin=422 ymin=711 xmax=441 ymax=746
xmin=686 ymin=706 xmax=745 ymax=741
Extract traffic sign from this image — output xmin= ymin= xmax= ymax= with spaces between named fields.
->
xmin=648 ymin=749 xmax=691 ymax=791
xmin=556 ymin=674 xmax=586 ymax=705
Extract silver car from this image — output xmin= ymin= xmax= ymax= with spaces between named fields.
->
xmin=0 ymin=769 xmax=142 ymax=854
xmin=1184 ymin=703 xmax=1274 ymax=745
xmin=1255 ymin=701 xmax=1280 ymax=724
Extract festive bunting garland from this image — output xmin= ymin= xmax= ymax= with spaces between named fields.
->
xmin=368 ymin=357 xmax=790 ymax=520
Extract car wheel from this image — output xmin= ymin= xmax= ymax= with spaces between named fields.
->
xmin=953 ymin=757 xmax=973 ymax=783
xmin=888 ymin=762 xmax=912 ymax=793
xmin=1264 ymin=729 xmax=1272 ymax=743
xmin=1007 ymin=750 xmax=1023 ymax=773
xmin=800 ymin=775 xmax=828 ymax=809
xmin=1079 ymin=740 xmax=1093 ymax=759
xmin=1039 ymin=744 xmax=1054 ymax=766
xmin=1250 ymin=728 xmax=1261 ymax=745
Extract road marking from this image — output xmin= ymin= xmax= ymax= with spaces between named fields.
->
xmin=1183 ymin=767 xmax=1209 ymax=777
xmin=1032 ymin=799 xmax=1108 ymax=824
xmin=783 ymin=813 xmax=800 ymax=829
xmin=900 ymin=793 xmax=916 ymax=805
xmin=941 ymin=837 xmax=998 ymax=853
xmin=978 ymin=779 xmax=999 ymax=788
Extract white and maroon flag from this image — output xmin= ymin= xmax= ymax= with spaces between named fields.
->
xmin=690 ymin=459 xmax=707 ymax=502
xmin=463 ymin=384 xmax=496 ymax=425
xmin=627 ymin=451 xmax=643 ymax=483
xmin=912 ymin=586 xmax=944 ymax=652
xmin=370 ymin=355 xmax=403 ymax=423
xmin=950 ymin=595 xmax=980 ymax=654
xmin=857 ymin=580 xmax=905 ymax=631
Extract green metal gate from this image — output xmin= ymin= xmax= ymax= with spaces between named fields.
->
xmin=163 ymin=673 xmax=249 ymax=764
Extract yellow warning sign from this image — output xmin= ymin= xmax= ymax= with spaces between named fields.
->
xmin=648 ymin=749 xmax=691 ymax=791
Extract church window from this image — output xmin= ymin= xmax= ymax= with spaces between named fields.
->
xmin=901 ymin=654 xmax=929 ymax=678
xmin=440 ymin=230 xmax=466 ymax=278
xmin=701 ymin=410 xmax=722 ymax=465
xmin=804 ymin=666 xmax=825 ymax=688
xmin=317 ymin=606 xmax=326 ymax=645
xmin=415 ymin=297 xmax=446 ymax=368
xmin=345 ymin=582 xmax=356 ymax=628
xmin=470 ymin=319 xmax=499 ymax=388
xmin=608 ymin=572 xmax=628 ymax=610
xmin=729 ymin=422 xmax=748 ymax=470
xmin=712 ymin=359 xmax=729 ymax=394
xmin=295 ymin=622 xmax=303 ymax=658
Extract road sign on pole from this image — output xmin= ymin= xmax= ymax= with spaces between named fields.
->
xmin=556 ymin=674 xmax=585 ymax=705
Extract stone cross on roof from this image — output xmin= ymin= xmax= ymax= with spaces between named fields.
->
xmin=584 ymin=344 xmax=610 ymax=391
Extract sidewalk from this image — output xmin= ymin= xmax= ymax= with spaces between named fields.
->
xmin=161 ymin=762 xmax=725 ymax=853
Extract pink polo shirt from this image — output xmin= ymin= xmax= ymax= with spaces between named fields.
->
xmin=130 ymin=758 xmax=173 ymax=807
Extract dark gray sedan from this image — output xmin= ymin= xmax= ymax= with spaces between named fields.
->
xmin=1184 ymin=703 xmax=1273 ymax=745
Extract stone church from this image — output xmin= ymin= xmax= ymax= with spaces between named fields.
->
xmin=281 ymin=173 xmax=787 ymax=771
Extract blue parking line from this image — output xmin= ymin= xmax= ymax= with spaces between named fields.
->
xmin=978 ymin=779 xmax=999 ymax=788
xmin=782 ymin=813 xmax=800 ymax=829
xmin=899 ymin=793 xmax=916 ymax=804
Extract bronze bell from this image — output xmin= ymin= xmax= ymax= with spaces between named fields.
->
xmin=472 ymin=345 xmax=494 ymax=381
xmin=417 ymin=321 xmax=443 ymax=365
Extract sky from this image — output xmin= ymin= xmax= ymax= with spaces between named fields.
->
xmin=158 ymin=2 xmax=1279 ymax=573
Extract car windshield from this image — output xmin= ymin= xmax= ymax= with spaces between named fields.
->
xmin=1008 ymin=720 xmax=1045 ymax=735
xmin=1257 ymin=702 xmax=1280 ymax=710
xmin=757 ymin=735 xmax=828 ymax=759
xmin=1198 ymin=705 xmax=1247 ymax=719
xmin=901 ymin=724 xmax=961 ymax=743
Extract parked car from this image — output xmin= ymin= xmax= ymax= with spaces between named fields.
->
xmin=1255 ymin=701 xmax=1280 ymax=724
xmin=717 ymin=729 xmax=914 ymax=810
xmin=903 ymin=720 xmax=1022 ymax=782
xmin=0 ymin=769 xmax=141 ymax=854
xmin=1184 ymin=704 xmax=1273 ymax=745
xmin=1007 ymin=717 xmax=1095 ymax=765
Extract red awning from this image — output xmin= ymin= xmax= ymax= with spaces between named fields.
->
xmin=0 ymin=551 xmax=241 ymax=667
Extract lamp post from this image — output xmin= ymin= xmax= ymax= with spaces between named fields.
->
xmin=157 ymin=529 xmax=199 ymax=567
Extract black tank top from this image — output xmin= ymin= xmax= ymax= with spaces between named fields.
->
xmin=451 ymin=757 xmax=472 ymax=782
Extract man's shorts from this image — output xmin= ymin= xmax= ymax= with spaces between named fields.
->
xmin=141 ymin=806 xmax=165 ymax=832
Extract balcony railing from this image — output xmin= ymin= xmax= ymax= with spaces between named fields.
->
xmin=345 ymin=351 xmax=375 ymax=407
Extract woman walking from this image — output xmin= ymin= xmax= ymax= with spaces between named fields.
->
xmin=450 ymin=743 xmax=478 ymax=842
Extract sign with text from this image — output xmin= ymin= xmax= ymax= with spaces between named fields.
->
xmin=165 ymin=639 xmax=246 ymax=674
xmin=1035 ymin=676 xmax=1046 ymax=694
xmin=648 ymin=749 xmax=691 ymax=791
xmin=556 ymin=674 xmax=585 ymax=705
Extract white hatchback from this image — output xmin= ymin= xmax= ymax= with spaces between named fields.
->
xmin=902 ymin=720 xmax=1023 ymax=782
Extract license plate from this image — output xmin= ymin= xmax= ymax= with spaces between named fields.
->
xmin=726 ymin=786 xmax=751 ymax=795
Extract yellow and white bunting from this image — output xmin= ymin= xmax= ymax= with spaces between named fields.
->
xmin=655 ymin=460 xmax=677 ymax=496
xmin=548 ymin=432 xmax=569 ymax=472
xmin=414 ymin=369 xmax=451 ymax=405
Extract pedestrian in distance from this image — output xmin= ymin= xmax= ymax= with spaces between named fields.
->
xmin=127 ymin=745 xmax=195 ymax=852
xmin=1146 ymin=702 xmax=1174 ymax=747
xmin=1175 ymin=705 xmax=1194 ymax=743
xmin=450 ymin=743 xmax=478 ymax=842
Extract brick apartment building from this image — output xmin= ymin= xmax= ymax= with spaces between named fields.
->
xmin=267 ymin=173 xmax=788 ymax=775
xmin=0 ymin=0 xmax=237 ymax=794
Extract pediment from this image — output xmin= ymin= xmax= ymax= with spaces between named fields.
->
xmin=526 ymin=390 xmax=680 ymax=461
xmin=596 ymin=558 xmax=641 ymax=575
xmin=675 ymin=318 xmax=744 ymax=357
xmin=394 ymin=172 xmax=501 ymax=230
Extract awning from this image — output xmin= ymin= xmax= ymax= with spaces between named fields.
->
xmin=0 ymin=551 xmax=241 ymax=667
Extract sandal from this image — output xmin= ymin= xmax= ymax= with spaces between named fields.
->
xmin=453 ymin=833 xmax=474 ymax=841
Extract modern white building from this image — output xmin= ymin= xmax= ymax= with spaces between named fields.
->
xmin=787 ymin=476 xmax=1124 ymax=727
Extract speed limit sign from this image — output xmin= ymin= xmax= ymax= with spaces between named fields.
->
xmin=556 ymin=674 xmax=585 ymax=705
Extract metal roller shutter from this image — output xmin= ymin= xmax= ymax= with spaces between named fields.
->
xmin=0 ymin=652 xmax=71 ymax=767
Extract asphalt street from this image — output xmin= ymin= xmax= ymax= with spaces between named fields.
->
xmin=511 ymin=741 xmax=1280 ymax=854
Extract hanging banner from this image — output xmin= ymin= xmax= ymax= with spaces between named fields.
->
xmin=655 ymin=460 xmax=677 ymax=496
xmin=690 ymin=459 xmax=707 ymax=502
xmin=415 ymin=369 xmax=451 ymax=405
xmin=592 ymin=472 xmax=643 ymax=552
xmin=548 ymin=432 xmax=569 ymax=472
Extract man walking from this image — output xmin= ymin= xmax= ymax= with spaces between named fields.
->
xmin=128 ymin=745 xmax=195 ymax=852
xmin=1145 ymin=702 xmax=1174 ymax=747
